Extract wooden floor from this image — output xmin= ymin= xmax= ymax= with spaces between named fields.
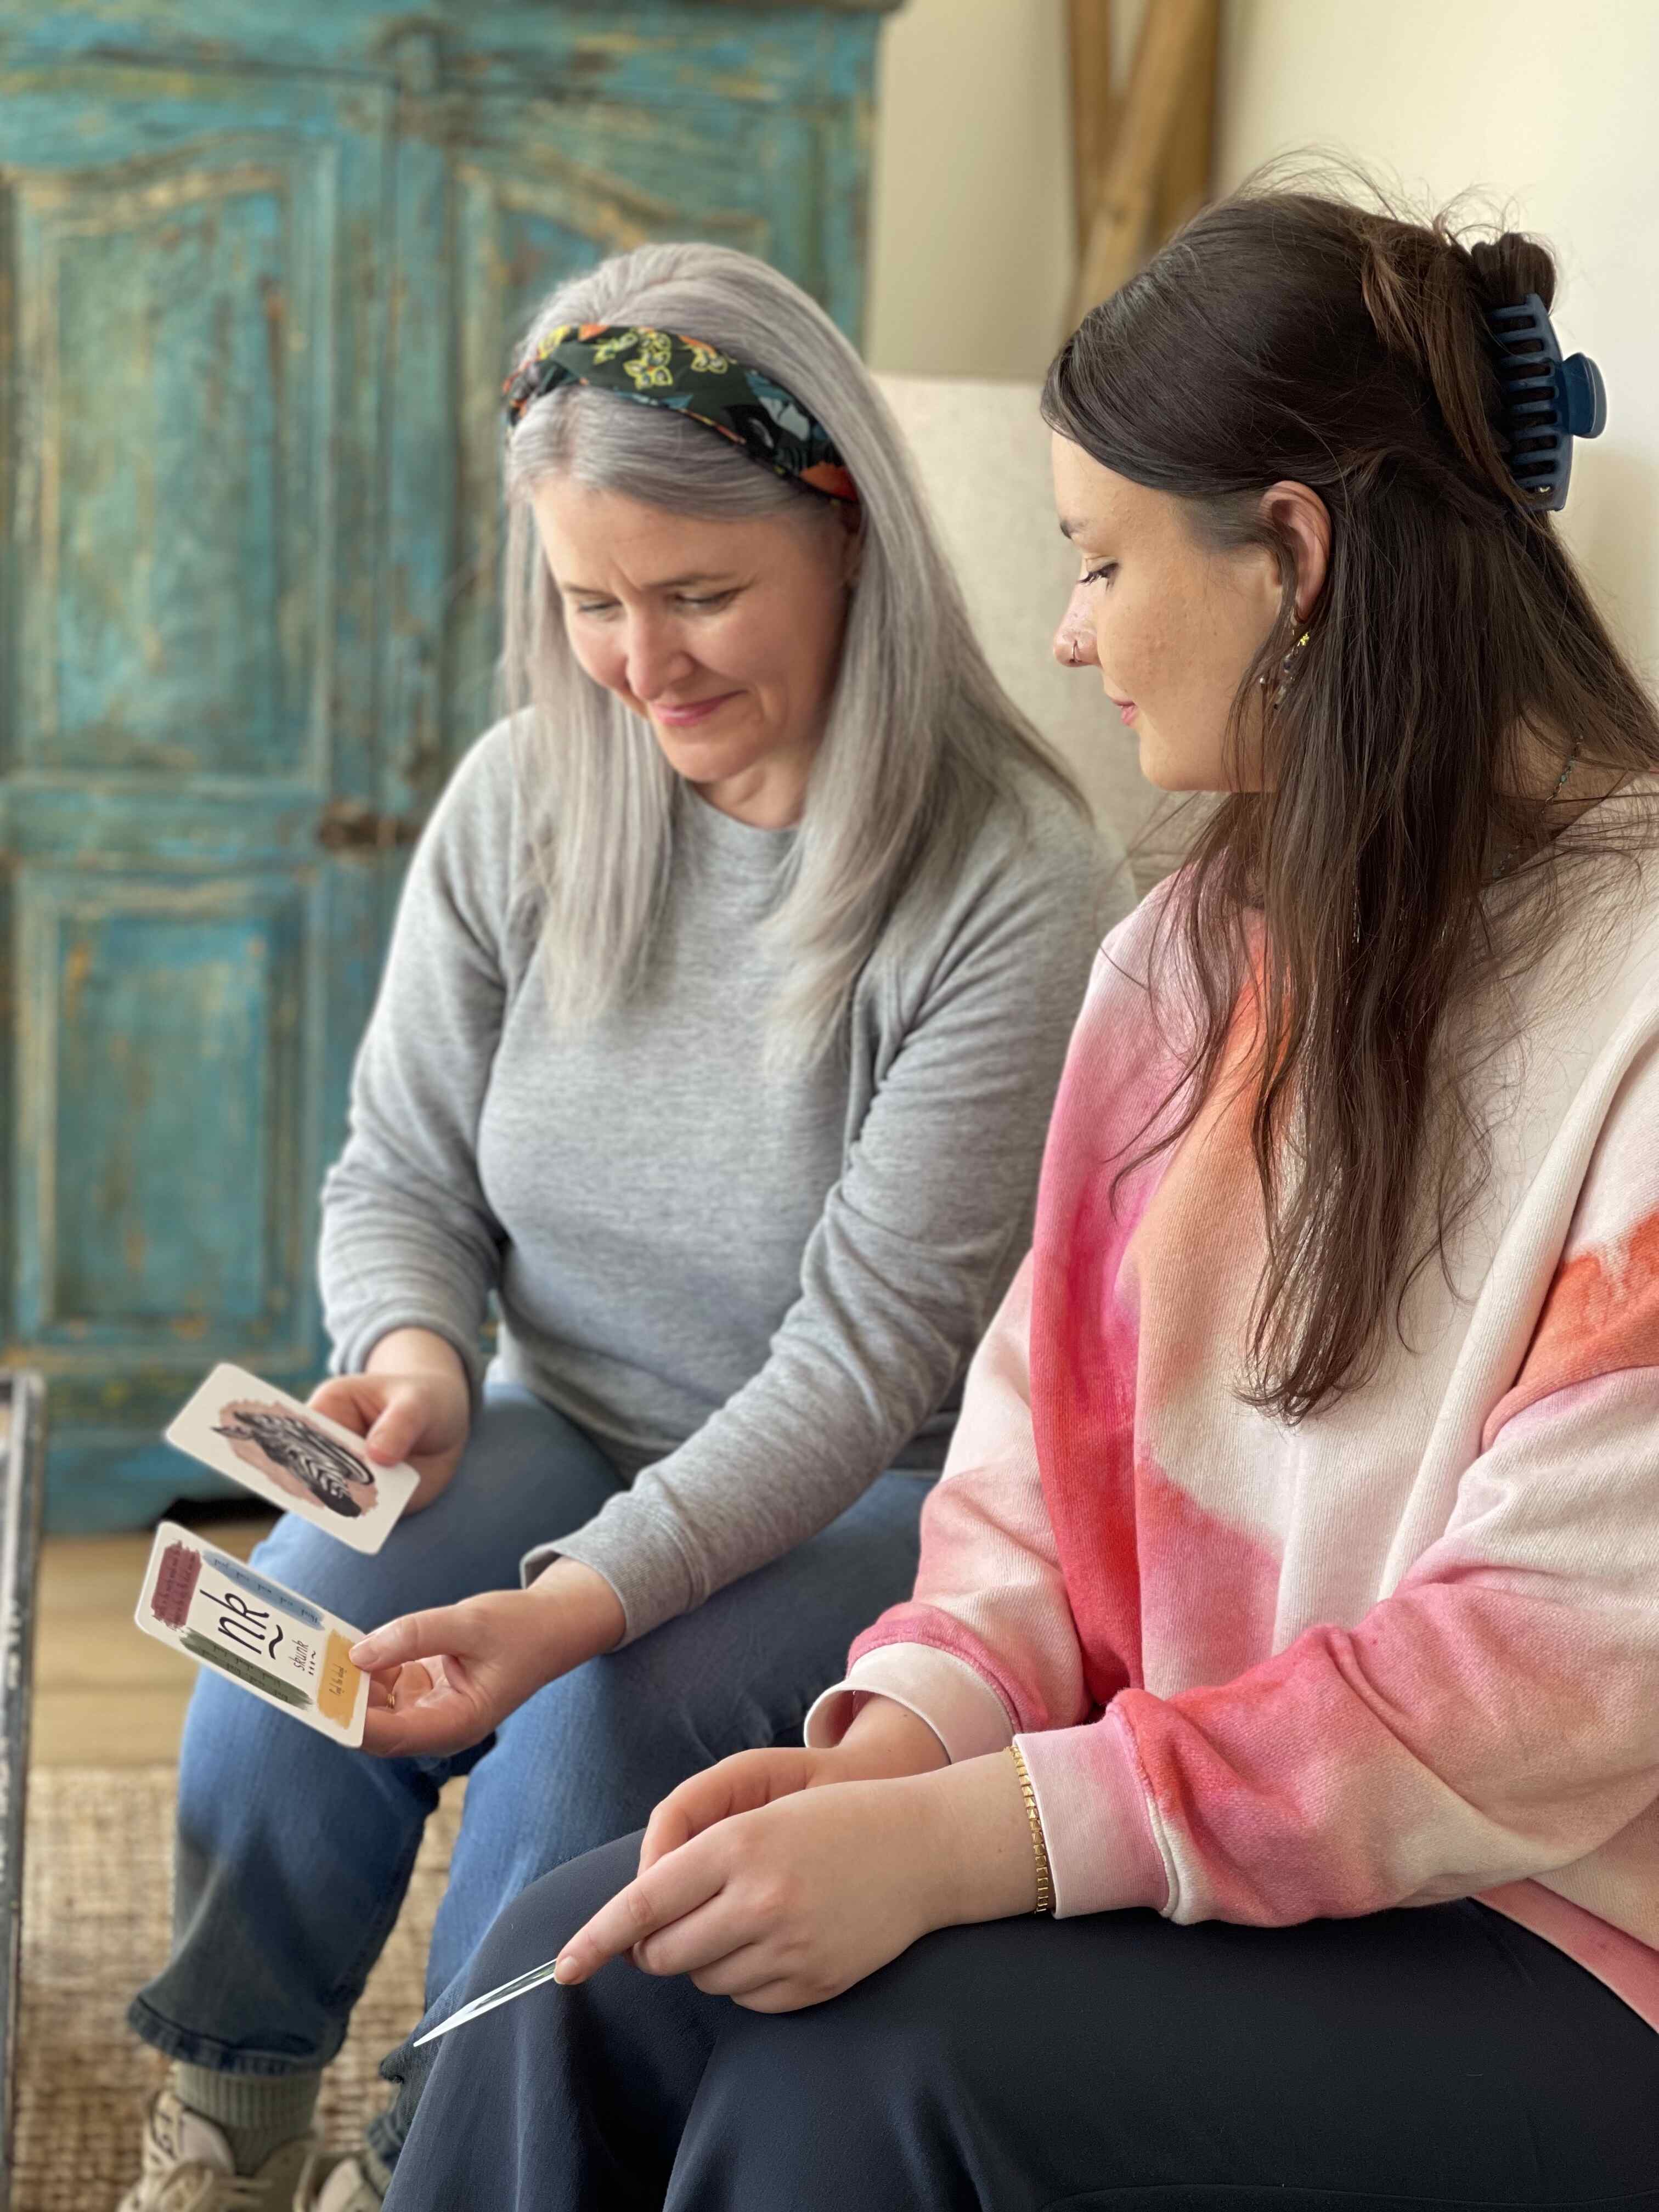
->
xmin=32 ymin=1513 xmax=277 ymax=1767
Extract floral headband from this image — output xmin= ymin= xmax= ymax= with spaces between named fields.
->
xmin=503 ymin=323 xmax=860 ymax=507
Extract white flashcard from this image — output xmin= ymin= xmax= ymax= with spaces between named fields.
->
xmin=165 ymin=1364 xmax=419 ymax=1555
xmin=134 ymin=1521 xmax=370 ymax=1746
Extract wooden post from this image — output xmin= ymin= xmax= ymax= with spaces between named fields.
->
xmin=1153 ymin=0 xmax=1218 ymax=246
xmin=1066 ymin=0 xmax=1115 ymax=257
xmin=1069 ymin=0 xmax=1219 ymax=331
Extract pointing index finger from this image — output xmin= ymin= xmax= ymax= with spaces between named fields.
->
xmin=555 ymin=1839 xmax=726 ymax=1984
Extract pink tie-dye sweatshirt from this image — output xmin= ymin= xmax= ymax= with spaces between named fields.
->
xmin=808 ymin=872 xmax=1659 ymax=2027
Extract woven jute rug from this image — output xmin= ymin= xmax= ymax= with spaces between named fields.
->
xmin=11 ymin=1767 xmax=462 ymax=2210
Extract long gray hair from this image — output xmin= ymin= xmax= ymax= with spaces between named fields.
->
xmin=501 ymin=241 xmax=1082 ymax=1062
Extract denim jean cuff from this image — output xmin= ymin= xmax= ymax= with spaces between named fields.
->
xmin=126 ymin=1994 xmax=335 ymax=2078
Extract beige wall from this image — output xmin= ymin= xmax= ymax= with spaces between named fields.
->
xmin=868 ymin=0 xmax=1659 ymax=670
xmin=1217 ymin=0 xmax=1659 ymax=673
xmin=866 ymin=0 xmax=1076 ymax=380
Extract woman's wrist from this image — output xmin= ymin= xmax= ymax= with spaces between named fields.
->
xmin=906 ymin=1751 xmax=1042 ymax=1927
xmin=365 ymin=1326 xmax=470 ymax=1398
xmin=524 ymin=1555 xmax=628 ymax=1671
xmin=818 ymin=1692 xmax=951 ymax=1781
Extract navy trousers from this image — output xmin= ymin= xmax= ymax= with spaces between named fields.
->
xmin=383 ymin=1829 xmax=1659 ymax=2210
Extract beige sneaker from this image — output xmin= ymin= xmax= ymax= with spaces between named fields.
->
xmin=295 ymin=2154 xmax=383 ymax=2211
xmin=117 ymin=2087 xmax=318 ymax=2211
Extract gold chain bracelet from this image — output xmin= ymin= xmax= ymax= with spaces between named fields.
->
xmin=1007 ymin=1742 xmax=1054 ymax=1914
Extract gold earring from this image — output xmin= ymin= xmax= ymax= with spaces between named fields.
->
xmin=1268 ymin=624 xmax=1311 ymax=707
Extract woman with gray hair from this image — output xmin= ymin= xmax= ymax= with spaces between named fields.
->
xmin=117 ymin=244 xmax=1120 ymax=2211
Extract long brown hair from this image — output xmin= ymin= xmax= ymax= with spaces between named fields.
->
xmin=1043 ymin=180 xmax=1659 ymax=1422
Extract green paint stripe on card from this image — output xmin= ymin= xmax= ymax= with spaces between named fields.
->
xmin=180 ymin=1627 xmax=312 ymax=1712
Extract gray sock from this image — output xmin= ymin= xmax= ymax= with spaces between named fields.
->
xmin=172 ymin=2063 xmax=322 ymax=2176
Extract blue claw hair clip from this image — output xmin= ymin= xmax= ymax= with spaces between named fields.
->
xmin=1484 ymin=293 xmax=1607 ymax=512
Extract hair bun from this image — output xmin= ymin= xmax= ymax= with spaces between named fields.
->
xmin=1467 ymin=230 xmax=1558 ymax=318
xmin=1359 ymin=215 xmax=1562 ymax=509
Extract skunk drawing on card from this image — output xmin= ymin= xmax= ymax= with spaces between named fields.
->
xmin=213 ymin=1407 xmax=375 ymax=1518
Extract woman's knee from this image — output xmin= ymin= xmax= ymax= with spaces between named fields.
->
xmin=542 ymin=1583 xmax=833 ymax=1775
xmin=462 ymin=1833 xmax=641 ymax=1999
xmin=575 ymin=1626 xmax=732 ymax=1752
xmin=176 ymin=1651 xmax=325 ymax=1796
xmin=670 ymin=1993 xmax=956 ymax=2212
xmin=495 ymin=1632 xmax=744 ymax=1823
xmin=248 ymin=1511 xmax=383 ymax=1620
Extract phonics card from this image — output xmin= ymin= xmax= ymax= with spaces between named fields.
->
xmin=134 ymin=1521 xmax=370 ymax=1746
xmin=164 ymin=1364 xmax=419 ymax=1555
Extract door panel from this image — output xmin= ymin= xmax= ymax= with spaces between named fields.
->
xmin=1 ymin=67 xmax=391 ymax=1526
xmin=16 ymin=870 xmax=311 ymax=1349
xmin=15 ymin=139 xmax=333 ymax=778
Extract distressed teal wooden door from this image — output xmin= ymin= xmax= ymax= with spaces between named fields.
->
xmin=1 ymin=60 xmax=395 ymax=1527
xmin=0 ymin=4 xmax=898 ymax=1531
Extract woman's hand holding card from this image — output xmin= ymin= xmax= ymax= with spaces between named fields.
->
xmin=349 ymin=1559 xmax=627 ymax=1758
xmin=310 ymin=1328 xmax=474 ymax=1514
xmin=556 ymin=1751 xmax=1039 ymax=2015
xmin=560 ymin=1776 xmax=954 ymax=2012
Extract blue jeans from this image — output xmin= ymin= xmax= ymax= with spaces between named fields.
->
xmin=129 ymin=1385 xmax=929 ymax=2168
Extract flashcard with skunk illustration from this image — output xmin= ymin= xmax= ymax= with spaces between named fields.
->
xmin=165 ymin=1365 xmax=419 ymax=1554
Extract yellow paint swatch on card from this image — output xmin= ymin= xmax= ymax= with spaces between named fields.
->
xmin=319 ymin=1631 xmax=360 ymax=1728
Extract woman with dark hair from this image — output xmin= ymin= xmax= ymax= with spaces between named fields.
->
xmin=380 ymin=186 xmax=1659 ymax=2210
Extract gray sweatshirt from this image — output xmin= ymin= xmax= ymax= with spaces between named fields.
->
xmin=319 ymin=721 xmax=1122 ymax=1639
